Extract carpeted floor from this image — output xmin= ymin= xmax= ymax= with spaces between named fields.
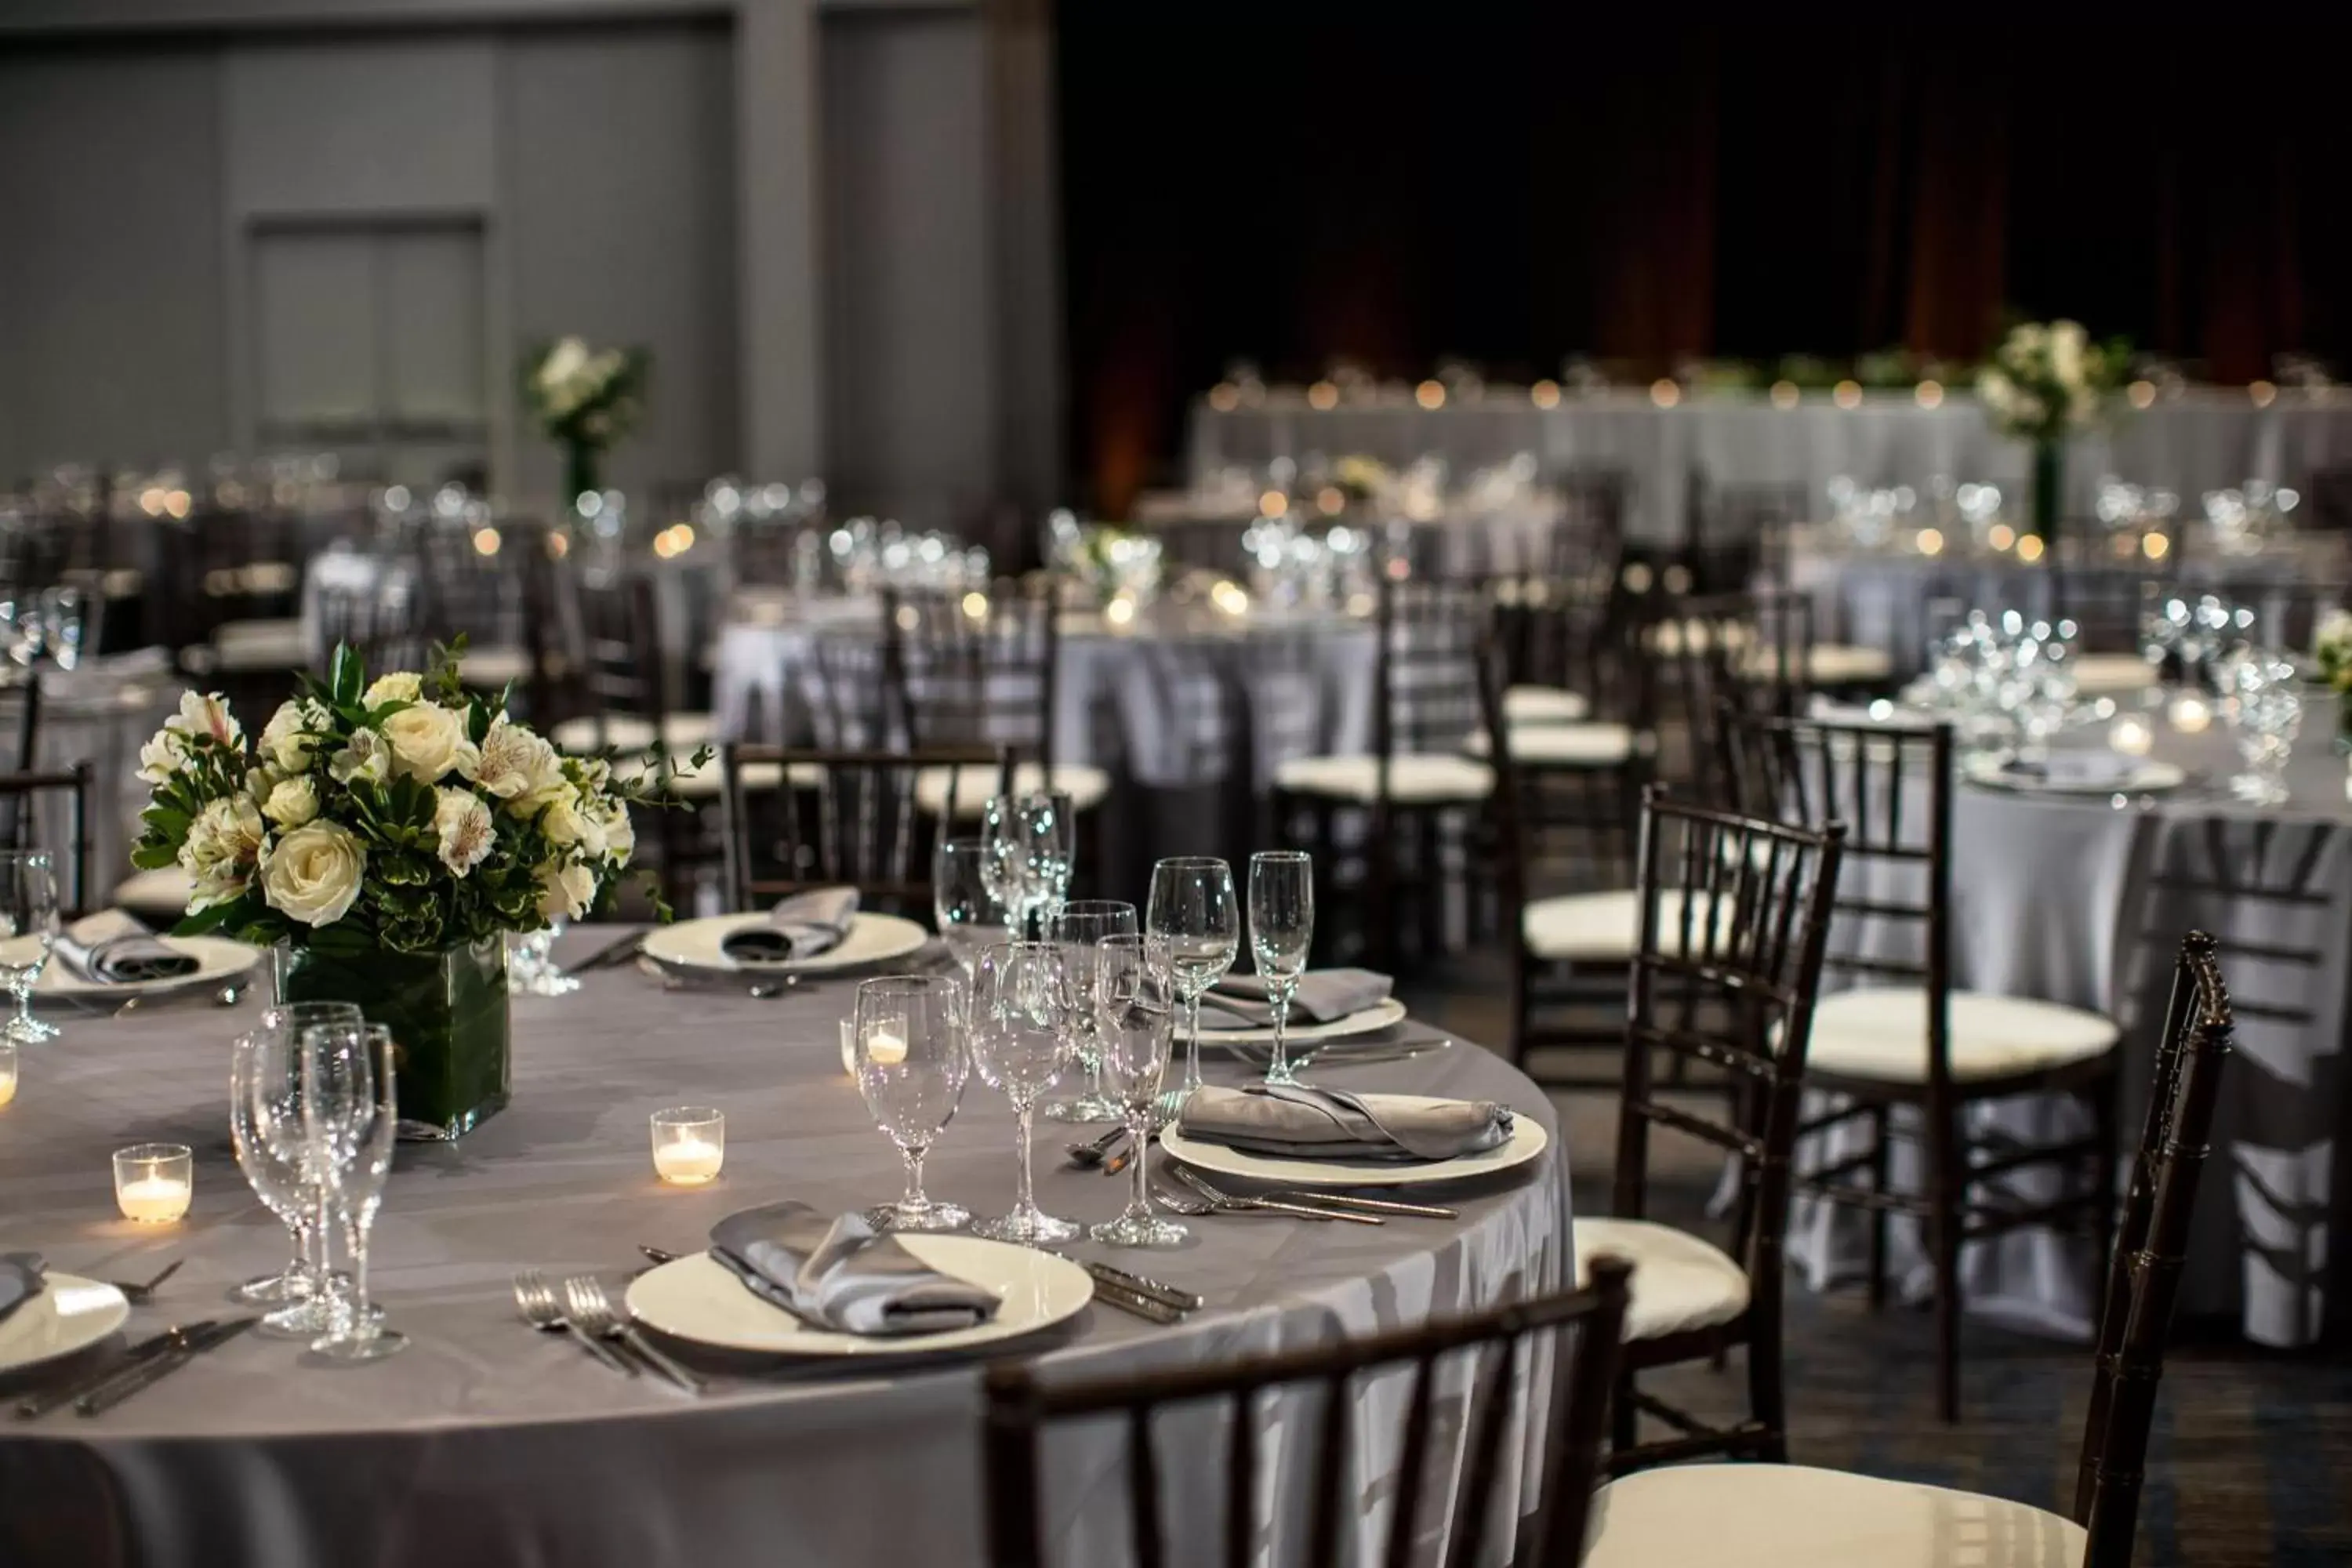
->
xmin=1402 ymin=955 xmax=2352 ymax=1567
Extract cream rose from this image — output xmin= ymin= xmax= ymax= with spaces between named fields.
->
xmin=537 ymin=860 xmax=597 ymax=920
xmin=381 ymin=702 xmax=478 ymax=783
xmin=329 ymin=728 xmax=391 ymax=786
xmin=434 ymin=787 xmax=495 ymax=877
xmin=593 ymin=798 xmax=635 ymax=865
xmin=165 ymin=690 xmax=241 ymax=749
xmin=258 ymin=699 xmax=320 ymax=773
xmin=363 ymin=672 xmax=423 ymax=707
xmin=538 ymin=791 xmax=608 ymax=857
xmin=261 ymin=822 xmax=366 ymax=927
xmin=136 ymin=728 xmax=190 ymax=785
xmin=466 ymin=716 xmax=565 ymax=804
xmin=261 ymin=775 xmax=319 ymax=829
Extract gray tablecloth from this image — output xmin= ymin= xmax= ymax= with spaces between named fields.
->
xmin=0 ymin=930 xmax=1570 ymax=1568
xmin=1189 ymin=391 xmax=2352 ymax=543
xmin=1791 ymin=716 xmax=2352 ymax=1347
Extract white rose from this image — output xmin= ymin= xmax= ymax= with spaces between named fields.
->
xmin=258 ymin=700 xmax=319 ymax=773
xmin=363 ymin=672 xmax=423 ymax=707
xmin=2049 ymin=320 xmax=2086 ymax=390
xmin=166 ymin=690 xmax=241 ymax=749
xmin=538 ymin=791 xmax=607 ymax=857
xmin=136 ymin=727 xmax=190 ymax=785
xmin=380 ymin=702 xmax=479 ymax=783
xmin=433 ymin=787 xmax=496 ymax=878
xmin=261 ymin=822 xmax=367 ymax=927
xmin=262 ymin=775 xmax=319 ymax=829
xmin=537 ymin=860 xmax=598 ymax=920
xmin=329 ymin=728 xmax=392 ymax=786
xmin=466 ymin=717 xmax=565 ymax=805
xmin=536 ymin=336 xmax=590 ymax=393
xmin=593 ymin=798 xmax=635 ymax=865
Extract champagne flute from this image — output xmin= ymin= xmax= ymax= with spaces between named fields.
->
xmin=1024 ymin=790 xmax=1078 ymax=928
xmin=1091 ymin=934 xmax=1186 ymax=1247
xmin=1247 ymin=851 xmax=1315 ymax=1085
xmin=0 ymin=851 xmax=60 ymax=1044
xmin=967 ymin=942 xmax=1080 ymax=1243
xmin=238 ymin=1001 xmax=365 ymax=1324
xmin=300 ymin=1021 xmax=405 ymax=1361
xmin=1145 ymin=856 xmax=1238 ymax=1112
xmin=980 ymin=796 xmax=1032 ymax=936
xmin=1041 ymin=898 xmax=1135 ymax=1123
xmin=933 ymin=838 xmax=1010 ymax=981
xmin=851 ymin=975 xmax=971 ymax=1232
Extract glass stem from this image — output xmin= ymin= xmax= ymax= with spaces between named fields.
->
xmin=347 ymin=1218 xmax=373 ymax=1341
xmin=1269 ymin=989 xmax=1290 ymax=1084
xmin=902 ymin=1148 xmax=927 ymax=1207
xmin=1127 ymin=1112 xmax=1152 ymax=1221
xmin=1182 ymin=994 xmax=1203 ymax=1094
xmin=311 ymin=1189 xmax=335 ymax=1295
xmin=1014 ymin=1103 xmax=1036 ymax=1218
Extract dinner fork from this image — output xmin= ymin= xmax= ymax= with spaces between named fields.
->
xmin=561 ymin=1276 xmax=705 ymax=1396
xmin=1171 ymin=1167 xmax=1385 ymax=1225
xmin=512 ymin=1269 xmax=634 ymax=1377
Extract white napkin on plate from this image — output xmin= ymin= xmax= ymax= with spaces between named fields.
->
xmin=719 ymin=887 xmax=859 ymax=965
xmin=53 ymin=911 xmax=201 ymax=984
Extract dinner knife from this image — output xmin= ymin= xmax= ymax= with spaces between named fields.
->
xmin=76 ymin=1316 xmax=257 ymax=1417
xmin=1264 ymin=1189 xmax=1458 ymax=1221
xmin=1082 ymin=1260 xmax=1203 ymax=1313
xmin=1082 ymin=1270 xmax=1184 ymax=1326
xmin=572 ymin=928 xmax=648 ymax=971
xmin=14 ymin=1321 xmax=201 ymax=1420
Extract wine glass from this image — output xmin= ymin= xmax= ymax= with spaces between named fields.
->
xmin=851 ymin=974 xmax=971 ymax=1232
xmin=508 ymin=917 xmax=579 ymax=997
xmin=1091 ymin=934 xmax=1186 ymax=1247
xmin=227 ymin=1005 xmax=359 ymax=1312
xmin=1145 ymin=856 xmax=1239 ymax=1112
xmin=1041 ymin=898 xmax=1136 ymax=1123
xmin=979 ymin=796 xmax=1032 ymax=935
xmin=300 ymin=1021 xmax=405 ymax=1361
xmin=1247 ymin=851 xmax=1315 ymax=1085
xmin=1025 ymin=790 xmax=1078 ymax=927
xmin=982 ymin=792 xmax=1078 ymax=938
xmin=0 ymin=851 xmax=60 ymax=1044
xmin=2228 ymin=649 xmax=2303 ymax=806
xmin=933 ymin=838 xmax=1010 ymax=981
xmin=967 ymin=942 xmax=1080 ymax=1243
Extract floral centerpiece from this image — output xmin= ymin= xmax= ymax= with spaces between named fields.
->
xmin=2316 ymin=609 xmax=2352 ymax=749
xmin=522 ymin=336 xmax=649 ymax=514
xmin=1976 ymin=319 xmax=2129 ymax=543
xmin=133 ymin=644 xmax=678 ymax=1137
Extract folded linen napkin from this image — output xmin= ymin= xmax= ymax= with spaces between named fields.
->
xmin=1177 ymin=1083 xmax=1513 ymax=1164
xmin=53 ymin=912 xmax=200 ymax=984
xmin=2003 ymin=752 xmax=2138 ymax=789
xmin=708 ymin=1202 xmax=999 ymax=1337
xmin=1196 ymin=968 xmax=1392 ymax=1029
xmin=718 ymin=887 xmax=860 ymax=965
xmin=0 ymin=1252 xmax=45 ymax=1327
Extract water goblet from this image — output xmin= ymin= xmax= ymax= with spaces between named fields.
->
xmin=934 ymin=838 xmax=1010 ymax=982
xmin=234 ymin=1001 xmax=365 ymax=1319
xmin=1145 ymin=856 xmax=1239 ymax=1112
xmin=851 ymin=975 xmax=971 ymax=1232
xmin=301 ymin=1022 xmax=406 ymax=1361
xmin=967 ymin=942 xmax=1080 ymax=1244
xmin=1090 ymin=935 xmax=1187 ymax=1248
xmin=0 ymin=851 xmax=60 ymax=1044
xmin=1247 ymin=851 xmax=1315 ymax=1085
xmin=1041 ymin=899 xmax=1135 ymax=1123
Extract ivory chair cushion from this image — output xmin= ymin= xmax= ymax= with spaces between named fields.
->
xmin=1462 ymin=721 xmax=1636 ymax=766
xmin=1501 ymin=685 xmax=1591 ymax=725
xmin=1523 ymin=889 xmax=1742 ymax=963
xmin=1584 ymin=1462 xmax=2085 ymax=1567
xmin=1273 ymin=753 xmax=1494 ymax=805
xmin=552 ymin=712 xmax=715 ymax=757
xmin=204 ymin=618 xmax=307 ymax=673
xmin=1743 ymin=642 xmax=1895 ymax=686
xmin=1575 ymin=1218 xmax=1751 ymax=1342
xmin=914 ymin=760 xmax=1111 ymax=818
xmin=2069 ymin=652 xmax=2155 ymax=695
xmin=456 ymin=645 xmax=533 ymax=690
xmin=112 ymin=866 xmax=195 ymax=926
xmin=1806 ymin=987 xmax=2121 ymax=1083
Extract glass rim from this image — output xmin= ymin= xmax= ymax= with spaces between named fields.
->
xmin=1152 ymin=855 xmax=1231 ymax=870
xmin=1051 ymin=898 xmax=1137 ymax=918
xmin=650 ymin=1105 xmax=723 ymax=1127
xmin=936 ymin=836 xmax=989 ymax=855
xmin=114 ymin=1142 xmax=191 ymax=1162
xmin=1249 ymin=850 xmax=1312 ymax=865
xmin=0 ymin=849 xmax=53 ymax=866
xmin=855 ymin=971 xmax=960 ymax=996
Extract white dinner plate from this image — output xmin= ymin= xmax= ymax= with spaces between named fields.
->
xmin=641 ymin=912 xmax=931 ymax=976
xmin=0 ymin=1273 xmax=131 ymax=1376
xmin=625 ymin=1238 xmax=1093 ymax=1357
xmin=1962 ymin=754 xmax=2187 ymax=796
xmin=1198 ymin=996 xmax=1409 ymax=1049
xmin=0 ymin=935 xmax=263 ymax=1000
xmin=1161 ymin=1094 xmax=1552 ymax=1189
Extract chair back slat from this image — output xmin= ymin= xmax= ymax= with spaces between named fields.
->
xmin=0 ymin=763 xmax=92 ymax=916
xmin=2074 ymin=931 xmax=2234 ymax=1568
xmin=717 ymin=743 xmax=1004 ymax=915
xmin=1443 ymin=1341 xmax=1517 ymax=1568
xmin=884 ymin=577 xmax=1060 ymax=773
xmin=1305 ymin=1372 xmax=1350 ymax=1568
xmin=1374 ymin=576 xmax=1490 ymax=773
xmin=982 ymin=1261 xmax=1632 ymax=1568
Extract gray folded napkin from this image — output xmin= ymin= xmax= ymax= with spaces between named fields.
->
xmin=708 ymin=1202 xmax=998 ymax=1337
xmin=1177 ymin=1083 xmax=1513 ymax=1164
xmin=0 ymin=1252 xmax=45 ymax=1327
xmin=1196 ymin=967 xmax=1391 ymax=1029
xmin=2003 ymin=752 xmax=2137 ymax=788
xmin=53 ymin=912 xmax=200 ymax=984
xmin=720 ymin=887 xmax=859 ymax=965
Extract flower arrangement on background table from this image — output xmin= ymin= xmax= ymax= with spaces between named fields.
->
xmin=522 ymin=336 xmax=649 ymax=513
xmin=1976 ymin=319 xmax=2130 ymax=543
xmin=132 ymin=643 xmax=694 ymax=1136
xmin=2317 ymin=609 xmax=2352 ymax=750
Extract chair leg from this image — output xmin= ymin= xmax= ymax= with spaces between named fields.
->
xmin=1926 ymin=1098 xmax=1965 ymax=1423
xmin=1867 ymin=1103 xmax=1892 ymax=1313
xmin=2089 ymin=1073 xmax=2122 ymax=1303
xmin=1610 ymin=1370 xmax=1637 ymax=1457
xmin=1368 ymin=806 xmax=1397 ymax=974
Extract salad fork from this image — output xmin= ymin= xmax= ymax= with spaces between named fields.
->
xmin=561 ymin=1276 xmax=704 ymax=1396
xmin=513 ymin=1269 xmax=633 ymax=1377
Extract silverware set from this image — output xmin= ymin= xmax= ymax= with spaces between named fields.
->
xmin=1070 ymin=1258 xmax=1202 ymax=1325
xmin=56 ymin=980 xmax=249 ymax=1019
xmin=14 ymin=1315 xmax=257 ymax=1419
xmin=513 ymin=1268 xmax=703 ymax=1394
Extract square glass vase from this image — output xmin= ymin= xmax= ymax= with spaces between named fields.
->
xmin=274 ymin=937 xmax=512 ymax=1141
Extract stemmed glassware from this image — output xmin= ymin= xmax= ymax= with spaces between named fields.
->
xmin=299 ymin=1021 xmax=406 ymax=1361
xmin=240 ymin=1001 xmax=365 ymax=1333
xmin=1090 ymin=934 xmax=1187 ymax=1248
xmin=2227 ymin=648 xmax=2303 ymax=806
xmin=0 ymin=851 xmax=60 ymax=1044
xmin=509 ymin=917 xmax=579 ymax=997
xmin=933 ymin=838 xmax=1010 ymax=981
xmin=1041 ymin=899 xmax=1136 ymax=1123
xmin=967 ymin=942 xmax=1080 ymax=1244
xmin=1145 ymin=856 xmax=1239 ymax=1113
xmin=851 ymin=974 xmax=971 ymax=1232
xmin=982 ymin=792 xmax=1077 ymax=938
xmin=1247 ymin=851 xmax=1315 ymax=1085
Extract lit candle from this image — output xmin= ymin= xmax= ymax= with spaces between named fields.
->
xmin=2169 ymin=694 xmax=2212 ymax=734
xmin=839 ymin=1018 xmax=856 ymax=1076
xmin=113 ymin=1144 xmax=192 ymax=1224
xmin=2108 ymin=713 xmax=2155 ymax=757
xmin=0 ymin=1043 xmax=16 ymax=1106
xmin=649 ymin=1107 xmax=725 ymax=1185
xmin=865 ymin=1029 xmax=908 ymax=1068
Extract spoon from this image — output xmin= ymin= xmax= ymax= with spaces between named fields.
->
xmin=1064 ymin=1126 xmax=1128 ymax=1169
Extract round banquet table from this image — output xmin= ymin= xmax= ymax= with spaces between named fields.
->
xmin=0 ymin=931 xmax=1571 ymax=1568
xmin=1792 ymin=706 xmax=2352 ymax=1348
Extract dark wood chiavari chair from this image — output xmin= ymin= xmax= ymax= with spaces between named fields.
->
xmin=1722 ymin=712 xmax=2125 ymax=1422
xmin=2309 ymin=466 xmax=2352 ymax=538
xmin=1573 ymin=789 xmax=1845 ymax=1473
xmin=717 ymin=742 xmax=1007 ymax=917
xmin=983 ymin=1258 xmax=1632 ymax=1568
xmin=311 ymin=568 xmax=430 ymax=679
xmin=1683 ymin=470 xmax=1808 ymax=595
xmin=1583 ymin=932 xmax=2234 ymax=1567
xmin=1273 ymin=574 xmax=1494 ymax=971
xmin=0 ymin=763 xmax=93 ymax=918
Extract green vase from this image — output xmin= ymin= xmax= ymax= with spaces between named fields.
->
xmin=563 ymin=443 xmax=601 ymax=513
xmin=274 ymin=938 xmax=511 ymax=1140
xmin=2031 ymin=440 xmax=2063 ymax=544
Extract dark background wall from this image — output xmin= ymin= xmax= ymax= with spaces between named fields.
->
xmin=1058 ymin=7 xmax=2352 ymax=512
